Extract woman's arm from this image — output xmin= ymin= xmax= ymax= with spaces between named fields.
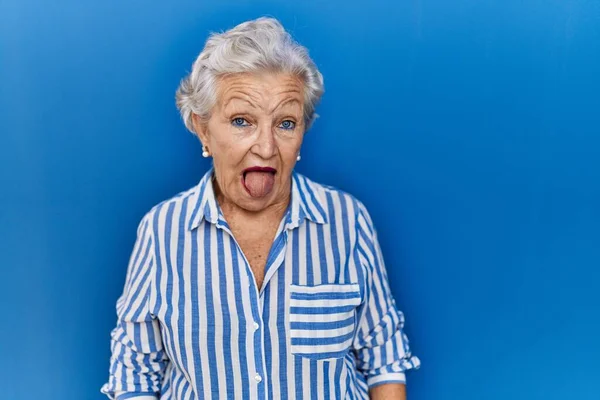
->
xmin=101 ymin=212 xmax=169 ymax=399
xmin=370 ymin=383 xmax=407 ymax=400
xmin=351 ymin=201 xmax=420 ymax=393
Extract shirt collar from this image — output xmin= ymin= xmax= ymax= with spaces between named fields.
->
xmin=286 ymin=171 xmax=328 ymax=229
xmin=187 ymin=168 xmax=328 ymax=231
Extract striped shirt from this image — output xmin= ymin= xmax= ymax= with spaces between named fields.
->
xmin=102 ymin=168 xmax=420 ymax=400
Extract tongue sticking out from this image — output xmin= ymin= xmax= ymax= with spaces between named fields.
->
xmin=243 ymin=171 xmax=275 ymax=198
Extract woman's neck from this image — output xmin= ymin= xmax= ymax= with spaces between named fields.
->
xmin=214 ymin=178 xmax=291 ymax=227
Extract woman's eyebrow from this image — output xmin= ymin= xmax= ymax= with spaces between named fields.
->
xmin=270 ymin=97 xmax=302 ymax=114
xmin=222 ymin=95 xmax=258 ymax=111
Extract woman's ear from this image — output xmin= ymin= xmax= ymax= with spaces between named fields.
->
xmin=191 ymin=113 xmax=209 ymax=145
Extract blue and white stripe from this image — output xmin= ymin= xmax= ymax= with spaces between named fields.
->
xmin=102 ymin=168 xmax=420 ymax=399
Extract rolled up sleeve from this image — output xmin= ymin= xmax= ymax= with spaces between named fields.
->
xmin=101 ymin=212 xmax=169 ymax=399
xmin=352 ymin=203 xmax=421 ymax=389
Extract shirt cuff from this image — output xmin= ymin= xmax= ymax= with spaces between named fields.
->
xmin=116 ymin=392 xmax=158 ymax=400
xmin=367 ymin=372 xmax=407 ymax=389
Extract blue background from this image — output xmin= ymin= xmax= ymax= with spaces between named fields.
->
xmin=1 ymin=1 xmax=599 ymax=399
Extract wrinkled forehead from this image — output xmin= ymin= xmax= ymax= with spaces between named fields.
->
xmin=215 ymin=72 xmax=305 ymax=114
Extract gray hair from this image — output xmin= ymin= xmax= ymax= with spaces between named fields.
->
xmin=175 ymin=17 xmax=324 ymax=133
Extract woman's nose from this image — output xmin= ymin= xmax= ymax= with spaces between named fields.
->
xmin=251 ymin=123 xmax=276 ymax=159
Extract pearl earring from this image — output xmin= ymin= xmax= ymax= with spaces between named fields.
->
xmin=296 ymin=153 xmax=301 ymax=161
xmin=202 ymin=146 xmax=210 ymax=158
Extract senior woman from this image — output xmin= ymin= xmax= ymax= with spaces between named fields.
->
xmin=102 ymin=17 xmax=420 ymax=400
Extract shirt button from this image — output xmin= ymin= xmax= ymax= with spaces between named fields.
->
xmin=253 ymin=322 xmax=259 ymax=330
xmin=254 ymin=373 xmax=262 ymax=383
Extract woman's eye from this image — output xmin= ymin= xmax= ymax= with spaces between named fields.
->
xmin=232 ymin=117 xmax=249 ymax=127
xmin=279 ymin=120 xmax=296 ymax=130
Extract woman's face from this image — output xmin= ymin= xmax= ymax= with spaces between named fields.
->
xmin=193 ymin=72 xmax=306 ymax=213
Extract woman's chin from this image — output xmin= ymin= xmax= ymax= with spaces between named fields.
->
xmin=239 ymin=192 xmax=275 ymax=212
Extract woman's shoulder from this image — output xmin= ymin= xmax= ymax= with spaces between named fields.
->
xmin=137 ymin=183 xmax=200 ymax=227
xmin=296 ymin=172 xmax=372 ymax=222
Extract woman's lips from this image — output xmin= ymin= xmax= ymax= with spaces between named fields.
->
xmin=242 ymin=167 xmax=276 ymax=198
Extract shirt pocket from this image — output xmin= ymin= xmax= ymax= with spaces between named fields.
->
xmin=289 ymin=283 xmax=362 ymax=360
